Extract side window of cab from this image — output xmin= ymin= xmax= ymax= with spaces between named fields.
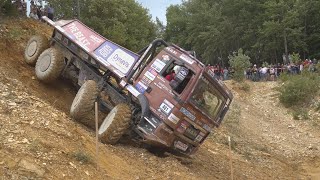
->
xmin=160 ymin=57 xmax=193 ymax=94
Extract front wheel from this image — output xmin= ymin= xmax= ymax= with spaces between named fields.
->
xmin=99 ymin=104 xmax=131 ymax=144
xmin=70 ymin=80 xmax=98 ymax=127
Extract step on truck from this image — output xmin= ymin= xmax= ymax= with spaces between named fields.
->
xmin=24 ymin=16 xmax=233 ymax=155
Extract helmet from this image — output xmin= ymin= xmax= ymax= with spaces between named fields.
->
xmin=173 ymin=65 xmax=181 ymax=74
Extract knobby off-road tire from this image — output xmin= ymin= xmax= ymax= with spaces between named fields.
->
xmin=99 ymin=104 xmax=131 ymax=144
xmin=24 ymin=35 xmax=49 ymax=66
xmin=70 ymin=80 xmax=98 ymax=127
xmin=35 ymin=47 xmax=65 ymax=83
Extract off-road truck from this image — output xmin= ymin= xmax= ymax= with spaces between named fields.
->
xmin=24 ymin=16 xmax=233 ymax=155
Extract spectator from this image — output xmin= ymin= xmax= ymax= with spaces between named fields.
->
xmin=46 ymin=5 xmax=54 ymax=20
xmin=252 ymin=64 xmax=258 ymax=82
xmin=36 ymin=6 xmax=42 ymax=20
xmin=260 ymin=66 xmax=268 ymax=81
xmin=223 ymin=67 xmax=229 ymax=80
xmin=269 ymin=66 xmax=275 ymax=81
xmin=29 ymin=8 xmax=38 ymax=20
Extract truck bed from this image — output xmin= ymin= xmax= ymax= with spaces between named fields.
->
xmin=42 ymin=16 xmax=140 ymax=78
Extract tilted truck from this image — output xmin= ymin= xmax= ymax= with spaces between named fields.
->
xmin=24 ymin=16 xmax=233 ymax=155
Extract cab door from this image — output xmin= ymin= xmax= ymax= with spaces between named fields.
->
xmin=133 ymin=50 xmax=176 ymax=119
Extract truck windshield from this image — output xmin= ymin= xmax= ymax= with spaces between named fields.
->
xmin=190 ymin=76 xmax=226 ymax=120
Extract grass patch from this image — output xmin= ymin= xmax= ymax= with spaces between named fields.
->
xmin=7 ymin=27 xmax=24 ymax=40
xmin=278 ymin=72 xmax=320 ymax=108
xmin=71 ymin=150 xmax=92 ymax=164
xmin=292 ymin=109 xmax=309 ymax=120
xmin=239 ymin=82 xmax=250 ymax=92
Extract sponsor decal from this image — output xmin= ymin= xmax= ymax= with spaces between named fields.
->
xmin=174 ymin=141 xmax=188 ymax=151
xmin=168 ymin=113 xmax=180 ymax=124
xmin=208 ymin=69 xmax=215 ymax=78
xmin=177 ymin=121 xmax=189 ymax=133
xmin=195 ymin=132 xmax=206 ymax=143
xmin=144 ymin=71 xmax=156 ymax=81
xmin=159 ymin=99 xmax=174 ymax=115
xmin=165 ymin=47 xmax=178 ymax=55
xmin=135 ymin=81 xmax=147 ymax=94
xmin=63 ymin=21 xmax=104 ymax=51
xmin=151 ymin=59 xmax=166 ymax=73
xmin=141 ymin=76 xmax=152 ymax=85
xmin=180 ymin=54 xmax=194 ymax=64
xmin=180 ymin=107 xmax=196 ymax=121
xmin=94 ymin=41 xmax=139 ymax=75
xmin=161 ymin=54 xmax=170 ymax=62
xmin=203 ymin=124 xmax=211 ymax=132
xmin=126 ymin=85 xmax=140 ymax=97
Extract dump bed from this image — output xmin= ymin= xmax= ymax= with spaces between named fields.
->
xmin=42 ymin=16 xmax=140 ymax=78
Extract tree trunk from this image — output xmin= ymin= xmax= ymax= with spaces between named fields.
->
xmin=283 ymin=30 xmax=289 ymax=63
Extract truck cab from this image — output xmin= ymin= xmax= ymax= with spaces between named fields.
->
xmin=132 ymin=45 xmax=233 ymax=154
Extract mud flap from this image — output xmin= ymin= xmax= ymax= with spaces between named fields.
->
xmin=137 ymin=94 xmax=150 ymax=119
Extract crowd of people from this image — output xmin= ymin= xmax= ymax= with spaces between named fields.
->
xmin=245 ymin=59 xmax=318 ymax=82
xmin=10 ymin=0 xmax=54 ymax=20
xmin=207 ymin=58 xmax=318 ymax=82
xmin=208 ymin=65 xmax=233 ymax=81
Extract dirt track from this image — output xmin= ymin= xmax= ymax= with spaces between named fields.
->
xmin=0 ymin=18 xmax=319 ymax=179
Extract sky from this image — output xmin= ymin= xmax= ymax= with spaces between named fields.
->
xmin=136 ymin=0 xmax=182 ymax=24
xmin=26 ymin=0 xmax=182 ymax=23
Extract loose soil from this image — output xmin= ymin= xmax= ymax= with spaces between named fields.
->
xmin=0 ymin=17 xmax=319 ymax=179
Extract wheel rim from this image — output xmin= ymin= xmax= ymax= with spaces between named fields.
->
xmin=99 ymin=106 xmax=118 ymax=134
xmin=71 ymin=85 xmax=86 ymax=110
xmin=39 ymin=54 xmax=51 ymax=72
xmin=27 ymin=41 xmax=37 ymax=57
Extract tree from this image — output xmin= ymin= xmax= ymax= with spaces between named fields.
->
xmin=228 ymin=48 xmax=251 ymax=82
xmin=47 ymin=0 xmax=156 ymax=52
xmin=155 ymin=17 xmax=165 ymax=39
xmin=165 ymin=0 xmax=320 ymax=65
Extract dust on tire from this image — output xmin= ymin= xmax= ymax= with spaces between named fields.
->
xmin=99 ymin=104 xmax=131 ymax=144
xmin=70 ymin=80 xmax=98 ymax=127
xmin=35 ymin=47 xmax=65 ymax=83
xmin=24 ymin=34 xmax=49 ymax=66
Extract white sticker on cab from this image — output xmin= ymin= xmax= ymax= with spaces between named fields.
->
xmin=151 ymin=59 xmax=166 ymax=72
xmin=168 ymin=113 xmax=180 ymax=124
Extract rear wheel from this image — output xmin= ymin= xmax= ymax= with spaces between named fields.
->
xmin=99 ymin=104 xmax=131 ymax=144
xmin=24 ymin=35 xmax=49 ymax=66
xmin=70 ymin=80 xmax=98 ymax=127
xmin=35 ymin=47 xmax=65 ymax=83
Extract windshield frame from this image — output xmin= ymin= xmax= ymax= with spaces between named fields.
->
xmin=189 ymin=74 xmax=227 ymax=122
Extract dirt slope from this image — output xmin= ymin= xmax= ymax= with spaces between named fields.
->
xmin=0 ymin=17 xmax=319 ymax=179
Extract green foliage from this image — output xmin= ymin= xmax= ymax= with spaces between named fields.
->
xmin=239 ymin=82 xmax=250 ymax=92
xmin=278 ymin=73 xmax=291 ymax=82
xmin=228 ymin=49 xmax=251 ymax=82
xmin=71 ymin=151 xmax=92 ymax=164
xmin=48 ymin=0 xmax=156 ymax=52
xmin=165 ymin=0 xmax=320 ymax=65
xmin=279 ymin=72 xmax=320 ymax=108
xmin=7 ymin=27 xmax=23 ymax=40
xmin=291 ymin=52 xmax=301 ymax=64
xmin=292 ymin=109 xmax=309 ymax=120
xmin=0 ymin=0 xmax=18 ymax=16
xmin=262 ymin=61 xmax=269 ymax=67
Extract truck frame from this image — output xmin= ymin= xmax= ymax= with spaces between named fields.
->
xmin=24 ymin=16 xmax=233 ymax=155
